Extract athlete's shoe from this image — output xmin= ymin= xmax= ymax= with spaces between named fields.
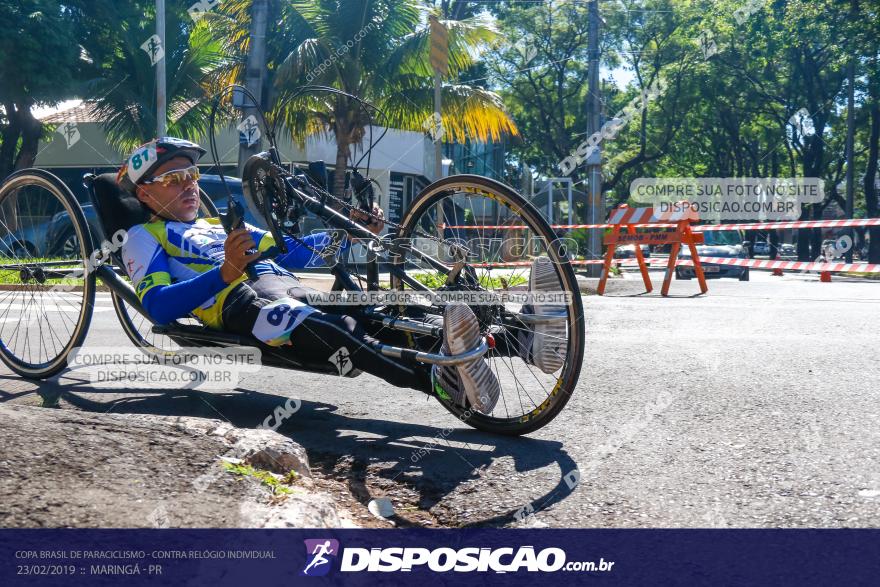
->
xmin=517 ymin=256 xmax=568 ymax=374
xmin=431 ymin=303 xmax=500 ymax=413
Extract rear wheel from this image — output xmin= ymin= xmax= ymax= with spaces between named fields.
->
xmin=392 ymin=175 xmax=585 ymax=435
xmin=110 ymin=191 xmax=219 ymax=358
xmin=0 ymin=169 xmax=95 ymax=378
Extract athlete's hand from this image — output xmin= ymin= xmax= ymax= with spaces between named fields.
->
xmin=220 ymin=228 xmax=260 ymax=283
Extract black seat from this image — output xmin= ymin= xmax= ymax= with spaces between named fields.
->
xmin=89 ymin=172 xmax=151 ymax=238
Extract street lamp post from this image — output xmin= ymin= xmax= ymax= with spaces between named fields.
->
xmin=156 ymin=0 xmax=166 ymax=137
xmin=238 ymin=0 xmax=269 ymax=177
xmin=585 ymin=0 xmax=604 ymax=277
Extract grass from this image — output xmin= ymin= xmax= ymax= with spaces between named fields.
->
xmin=222 ymin=461 xmax=299 ymax=496
xmin=412 ymin=271 xmax=528 ymax=289
xmin=0 ymin=257 xmax=86 ymax=286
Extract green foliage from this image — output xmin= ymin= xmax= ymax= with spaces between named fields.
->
xmin=209 ymin=0 xmax=518 ymax=194
xmin=488 ymin=0 xmax=879 ymax=259
xmin=411 ymin=270 xmax=527 ymax=289
xmin=222 ymin=461 xmax=298 ymax=496
xmin=74 ymin=2 xmax=226 ymax=152
xmin=0 ymin=0 xmax=83 ymax=105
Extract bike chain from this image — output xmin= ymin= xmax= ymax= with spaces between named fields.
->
xmin=266 ymin=160 xmax=461 ymax=249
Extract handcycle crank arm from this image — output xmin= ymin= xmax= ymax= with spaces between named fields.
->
xmin=364 ymin=311 xmax=442 ymax=337
xmin=376 ymin=337 xmax=489 ymax=366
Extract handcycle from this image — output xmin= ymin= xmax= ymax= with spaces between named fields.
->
xmin=0 ymin=87 xmax=585 ymax=435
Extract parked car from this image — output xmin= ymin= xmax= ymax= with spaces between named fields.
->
xmin=45 ymin=202 xmax=105 ymax=257
xmin=676 ymin=230 xmax=749 ymax=281
xmin=753 ymin=241 xmax=770 ymax=256
xmin=0 ymin=220 xmax=51 ymax=258
xmin=613 ymin=243 xmax=650 ymax=259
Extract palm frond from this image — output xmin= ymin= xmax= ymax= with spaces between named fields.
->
xmin=380 ymin=83 xmax=519 ymax=143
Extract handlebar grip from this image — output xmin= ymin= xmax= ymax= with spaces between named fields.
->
xmin=221 ymin=199 xmax=263 ymax=281
xmin=220 ymin=199 xmax=246 ymax=233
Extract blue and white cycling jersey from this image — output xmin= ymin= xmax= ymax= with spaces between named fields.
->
xmin=121 ymin=217 xmax=347 ymax=328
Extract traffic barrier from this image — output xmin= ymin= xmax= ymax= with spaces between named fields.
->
xmin=447 ymin=216 xmax=880 ymax=279
xmin=598 ymin=204 xmax=706 ymax=296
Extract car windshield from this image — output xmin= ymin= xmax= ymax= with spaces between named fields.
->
xmin=703 ymin=231 xmax=742 ymax=246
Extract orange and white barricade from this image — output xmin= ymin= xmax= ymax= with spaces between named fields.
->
xmin=598 ymin=204 xmax=707 ymax=296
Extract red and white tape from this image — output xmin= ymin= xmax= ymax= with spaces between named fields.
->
xmin=680 ymin=256 xmax=879 ymax=273
xmin=694 ymin=218 xmax=880 ymax=231
xmin=442 ymin=217 xmax=880 ymax=232
xmin=470 ymin=257 xmax=878 ymax=272
xmin=441 ymin=222 xmax=674 ymax=230
xmin=470 ymin=259 xmax=608 ymax=267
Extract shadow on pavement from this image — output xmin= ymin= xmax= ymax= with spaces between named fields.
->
xmin=1 ymin=370 xmax=581 ymax=528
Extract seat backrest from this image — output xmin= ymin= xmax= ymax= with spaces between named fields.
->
xmin=90 ymin=172 xmax=151 ymax=239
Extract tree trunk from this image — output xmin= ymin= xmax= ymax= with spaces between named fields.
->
xmin=333 ymin=135 xmax=350 ymax=199
xmin=0 ymin=102 xmax=25 ymax=233
xmin=0 ymin=102 xmax=22 ymax=180
xmin=14 ymin=103 xmax=42 ymax=171
xmin=1 ymin=101 xmax=41 ymax=176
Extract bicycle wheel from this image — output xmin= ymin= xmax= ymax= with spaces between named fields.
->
xmin=110 ymin=190 xmax=219 ymax=358
xmin=392 ymin=175 xmax=585 ymax=435
xmin=0 ymin=169 xmax=96 ymax=378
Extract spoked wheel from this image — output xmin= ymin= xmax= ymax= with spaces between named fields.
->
xmin=392 ymin=175 xmax=585 ymax=435
xmin=0 ymin=169 xmax=96 ymax=378
xmin=110 ymin=191 xmax=219 ymax=358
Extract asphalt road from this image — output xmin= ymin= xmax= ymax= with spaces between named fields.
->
xmin=2 ymin=270 xmax=878 ymax=528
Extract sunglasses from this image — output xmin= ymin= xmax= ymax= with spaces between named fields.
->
xmin=141 ymin=165 xmax=201 ymax=187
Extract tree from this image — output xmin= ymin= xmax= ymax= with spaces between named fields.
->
xmin=70 ymin=1 xmax=226 ymax=153
xmin=488 ymin=1 xmax=591 ymax=179
xmin=210 ymin=0 xmax=518 ymax=196
xmin=0 ymin=0 xmax=85 ymax=178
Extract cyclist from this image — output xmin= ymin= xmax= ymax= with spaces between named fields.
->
xmin=116 ymin=137 xmax=539 ymax=413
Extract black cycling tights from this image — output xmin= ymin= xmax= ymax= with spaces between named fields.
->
xmin=221 ymin=274 xmax=433 ymax=394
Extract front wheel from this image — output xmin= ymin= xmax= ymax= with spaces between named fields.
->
xmin=392 ymin=175 xmax=585 ymax=435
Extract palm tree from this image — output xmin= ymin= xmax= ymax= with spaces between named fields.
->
xmin=210 ymin=0 xmax=518 ymax=196
xmin=82 ymin=6 xmax=225 ymax=153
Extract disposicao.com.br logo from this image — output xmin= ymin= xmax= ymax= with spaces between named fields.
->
xmin=301 ymin=539 xmax=614 ymax=575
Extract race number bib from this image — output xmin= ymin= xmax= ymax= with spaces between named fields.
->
xmin=126 ymin=141 xmax=158 ymax=183
xmin=252 ymin=297 xmax=316 ymax=347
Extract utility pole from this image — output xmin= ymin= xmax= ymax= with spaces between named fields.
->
xmin=844 ymin=0 xmax=856 ymax=263
xmin=585 ymin=0 xmax=603 ymax=276
xmin=238 ymin=0 xmax=269 ymax=177
xmin=156 ymin=0 xmax=166 ymax=137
